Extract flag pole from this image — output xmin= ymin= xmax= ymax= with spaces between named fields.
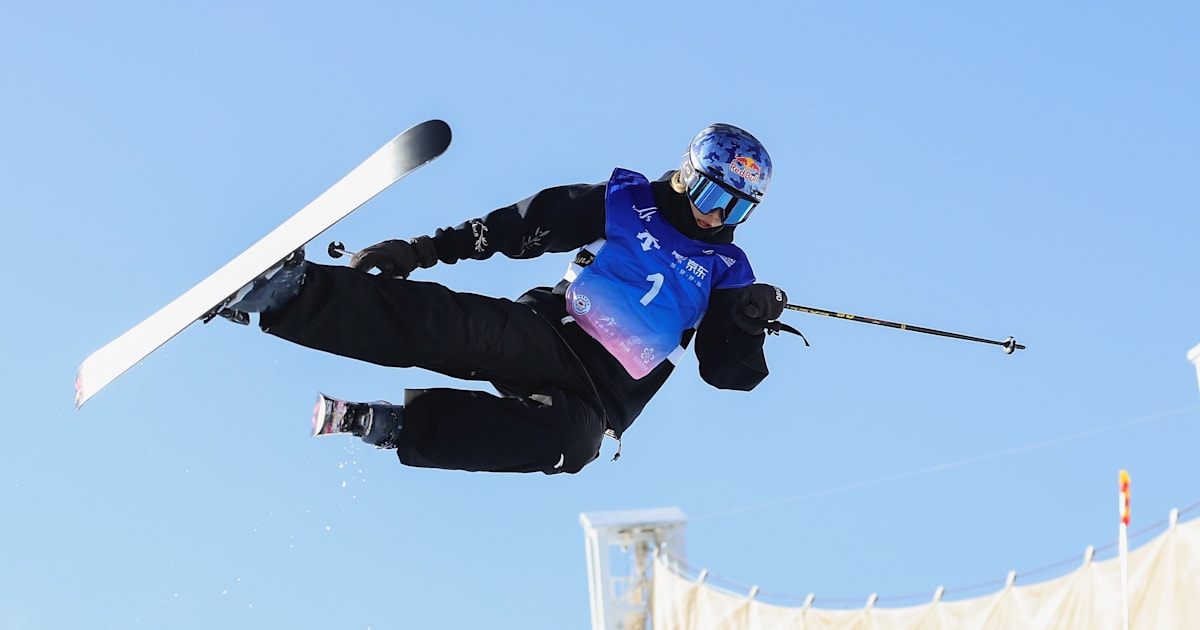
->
xmin=1118 ymin=469 xmax=1131 ymax=630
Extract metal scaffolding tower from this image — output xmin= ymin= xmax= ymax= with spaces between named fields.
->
xmin=580 ymin=507 xmax=688 ymax=630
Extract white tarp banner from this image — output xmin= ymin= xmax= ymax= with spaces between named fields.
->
xmin=652 ymin=516 xmax=1199 ymax=629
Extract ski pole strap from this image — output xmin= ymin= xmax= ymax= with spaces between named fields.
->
xmin=765 ymin=320 xmax=810 ymax=345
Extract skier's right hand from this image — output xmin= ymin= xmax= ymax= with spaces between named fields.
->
xmin=348 ymin=236 xmax=438 ymax=279
xmin=734 ymin=283 xmax=788 ymax=335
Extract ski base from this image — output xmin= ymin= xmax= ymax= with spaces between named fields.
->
xmin=75 ymin=120 xmax=452 ymax=409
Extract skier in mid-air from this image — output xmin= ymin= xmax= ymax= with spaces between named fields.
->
xmin=222 ymin=123 xmax=788 ymax=474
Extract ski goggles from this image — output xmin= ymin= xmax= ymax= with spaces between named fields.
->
xmin=686 ymin=173 xmax=758 ymax=225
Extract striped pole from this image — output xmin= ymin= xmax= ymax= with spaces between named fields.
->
xmin=1119 ymin=469 xmax=1131 ymax=630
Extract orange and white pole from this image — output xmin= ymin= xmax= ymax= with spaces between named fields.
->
xmin=1118 ymin=469 xmax=1131 ymax=630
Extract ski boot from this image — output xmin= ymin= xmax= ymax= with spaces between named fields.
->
xmin=205 ymin=247 xmax=307 ymax=324
xmin=312 ymin=393 xmax=403 ymax=449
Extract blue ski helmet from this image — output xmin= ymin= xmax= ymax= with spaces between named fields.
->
xmin=679 ymin=123 xmax=772 ymax=225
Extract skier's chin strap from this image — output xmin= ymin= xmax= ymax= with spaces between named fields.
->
xmin=765 ymin=320 xmax=810 ymax=346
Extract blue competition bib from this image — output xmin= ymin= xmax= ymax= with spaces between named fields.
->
xmin=564 ymin=169 xmax=755 ymax=378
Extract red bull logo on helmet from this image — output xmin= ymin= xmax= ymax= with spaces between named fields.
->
xmin=729 ymin=156 xmax=762 ymax=182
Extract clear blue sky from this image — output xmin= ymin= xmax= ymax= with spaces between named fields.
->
xmin=3 ymin=2 xmax=1198 ymax=628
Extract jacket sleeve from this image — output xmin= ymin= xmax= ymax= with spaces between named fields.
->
xmin=694 ymin=286 xmax=770 ymax=391
xmin=426 ymin=183 xmax=608 ymax=264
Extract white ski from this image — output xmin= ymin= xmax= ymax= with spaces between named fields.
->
xmin=75 ymin=119 xmax=452 ymax=409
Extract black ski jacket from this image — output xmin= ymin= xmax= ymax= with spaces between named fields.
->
xmin=424 ymin=171 xmax=771 ymax=437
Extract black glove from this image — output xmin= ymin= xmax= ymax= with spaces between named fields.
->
xmin=734 ymin=283 xmax=788 ymax=335
xmin=348 ymin=236 xmax=438 ymax=279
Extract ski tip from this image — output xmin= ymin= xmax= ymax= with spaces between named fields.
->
xmin=424 ymin=118 xmax=451 ymax=135
xmin=411 ymin=119 xmax=452 ymax=148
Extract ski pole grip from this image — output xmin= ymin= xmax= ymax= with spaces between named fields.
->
xmin=743 ymin=304 xmax=762 ymax=319
xmin=328 ymin=241 xmax=359 ymax=260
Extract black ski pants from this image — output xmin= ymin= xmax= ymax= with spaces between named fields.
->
xmin=259 ymin=263 xmax=607 ymax=474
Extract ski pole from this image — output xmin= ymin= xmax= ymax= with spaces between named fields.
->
xmin=327 ymin=240 xmax=1025 ymax=355
xmin=784 ymin=303 xmax=1025 ymax=354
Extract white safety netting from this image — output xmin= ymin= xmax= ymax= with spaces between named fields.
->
xmin=652 ymin=515 xmax=1200 ymax=629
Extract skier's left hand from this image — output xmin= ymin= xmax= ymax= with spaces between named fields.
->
xmin=349 ymin=236 xmax=438 ymax=278
xmin=734 ymin=283 xmax=788 ymax=335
